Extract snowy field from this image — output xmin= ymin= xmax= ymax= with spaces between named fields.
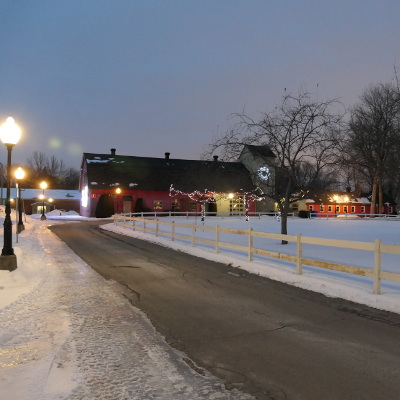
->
xmin=104 ymin=215 xmax=400 ymax=315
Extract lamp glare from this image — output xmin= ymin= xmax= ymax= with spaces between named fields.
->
xmin=0 ymin=117 xmax=21 ymax=145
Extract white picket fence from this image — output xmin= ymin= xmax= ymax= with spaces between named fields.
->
xmin=113 ymin=215 xmax=400 ymax=295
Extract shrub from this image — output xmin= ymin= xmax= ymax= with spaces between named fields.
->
xmin=95 ymin=194 xmax=115 ymax=218
xmin=135 ymin=198 xmax=144 ymax=213
xmin=298 ymin=210 xmax=310 ymax=218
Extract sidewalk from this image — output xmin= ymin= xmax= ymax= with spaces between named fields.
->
xmin=0 ymin=218 xmax=253 ymax=400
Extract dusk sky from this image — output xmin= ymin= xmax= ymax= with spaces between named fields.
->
xmin=1 ymin=1 xmax=400 ymax=170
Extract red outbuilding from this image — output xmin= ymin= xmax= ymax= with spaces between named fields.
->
xmin=305 ymin=192 xmax=397 ymax=217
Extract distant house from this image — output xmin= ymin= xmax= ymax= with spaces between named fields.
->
xmin=304 ymin=192 xmax=397 ymax=216
xmin=79 ymin=149 xmax=266 ymax=218
xmin=1 ymin=189 xmax=80 ymax=215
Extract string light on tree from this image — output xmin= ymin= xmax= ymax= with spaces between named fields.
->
xmin=170 ymin=185 xmax=264 ymax=222
xmin=169 ymin=185 xmax=217 ymax=222
xmin=215 ymin=188 xmax=264 ymax=221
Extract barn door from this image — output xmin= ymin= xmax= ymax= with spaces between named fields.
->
xmin=123 ymin=196 xmax=133 ymax=214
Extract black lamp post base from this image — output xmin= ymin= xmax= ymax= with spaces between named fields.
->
xmin=17 ymin=223 xmax=25 ymax=234
xmin=41 ymin=215 xmax=47 ymax=221
xmin=0 ymin=254 xmax=17 ymax=271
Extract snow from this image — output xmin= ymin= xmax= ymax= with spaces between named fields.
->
xmin=1 ymin=210 xmax=399 ymax=398
xmin=103 ymin=215 xmax=400 ymax=315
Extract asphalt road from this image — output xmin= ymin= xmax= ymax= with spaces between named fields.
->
xmin=49 ymin=221 xmax=400 ymax=400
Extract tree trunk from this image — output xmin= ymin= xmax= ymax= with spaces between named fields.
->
xmin=280 ymin=180 xmax=292 ymax=244
xmin=378 ymin=180 xmax=383 ymax=215
xmin=280 ymin=200 xmax=289 ymax=244
xmin=370 ymin=180 xmax=377 ymax=217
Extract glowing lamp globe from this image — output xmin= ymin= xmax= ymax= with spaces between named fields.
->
xmin=0 ymin=117 xmax=21 ymax=145
xmin=15 ymin=167 xmax=25 ymax=180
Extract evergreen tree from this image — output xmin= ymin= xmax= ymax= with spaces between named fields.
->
xmin=95 ymin=194 xmax=114 ymax=218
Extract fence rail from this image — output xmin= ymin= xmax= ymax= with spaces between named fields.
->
xmin=113 ymin=215 xmax=400 ymax=295
xmin=118 ymin=211 xmax=295 ymax=219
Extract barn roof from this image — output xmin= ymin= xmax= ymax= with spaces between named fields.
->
xmin=82 ymin=152 xmax=256 ymax=193
xmin=240 ymin=144 xmax=276 ymax=159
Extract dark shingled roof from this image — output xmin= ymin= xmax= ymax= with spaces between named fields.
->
xmin=241 ymin=144 xmax=276 ymax=159
xmin=83 ymin=153 xmax=256 ymax=193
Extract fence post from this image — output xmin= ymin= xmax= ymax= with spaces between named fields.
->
xmin=248 ymin=228 xmax=253 ymax=261
xmin=143 ymin=218 xmax=146 ymax=232
xmin=132 ymin=218 xmax=135 ymax=231
xmin=155 ymin=219 xmax=159 ymax=237
xmin=192 ymin=225 xmax=195 ymax=247
xmin=296 ymin=233 xmax=303 ymax=275
xmin=215 ymin=225 xmax=220 ymax=253
xmin=373 ymin=239 xmax=382 ymax=294
xmin=171 ymin=221 xmax=175 ymax=241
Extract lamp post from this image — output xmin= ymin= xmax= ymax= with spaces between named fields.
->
xmin=0 ymin=117 xmax=21 ymax=271
xmin=115 ymin=187 xmax=121 ymax=214
xmin=15 ymin=167 xmax=25 ymax=233
xmin=40 ymin=181 xmax=47 ymax=220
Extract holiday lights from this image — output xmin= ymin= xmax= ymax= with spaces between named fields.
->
xmin=169 ymin=185 xmax=217 ymax=221
xmin=215 ymin=187 xmax=264 ymax=221
xmin=170 ymin=185 xmax=264 ymax=221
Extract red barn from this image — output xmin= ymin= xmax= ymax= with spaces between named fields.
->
xmin=79 ymin=149 xmax=259 ymax=218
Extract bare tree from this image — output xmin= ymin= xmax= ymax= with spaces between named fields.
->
xmin=204 ymin=91 xmax=345 ymax=242
xmin=344 ymin=82 xmax=400 ymax=215
xmin=26 ymin=151 xmax=48 ymax=177
xmin=25 ymin=151 xmax=79 ymax=189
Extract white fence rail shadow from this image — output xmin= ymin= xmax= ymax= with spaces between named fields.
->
xmin=113 ymin=215 xmax=400 ymax=295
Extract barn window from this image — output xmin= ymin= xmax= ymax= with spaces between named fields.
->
xmin=309 ymin=205 xmax=314 ymax=211
xmin=328 ymin=205 xmax=332 ymax=212
xmin=153 ymin=200 xmax=163 ymax=210
xmin=351 ymin=206 xmax=356 ymax=213
xmin=320 ymin=205 xmax=324 ymax=212
xmin=343 ymin=206 xmax=348 ymax=213
xmin=361 ymin=206 xmax=365 ymax=213
xmin=230 ymin=196 xmax=244 ymax=214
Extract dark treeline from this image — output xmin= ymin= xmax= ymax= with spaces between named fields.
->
xmin=0 ymin=151 xmax=80 ymax=190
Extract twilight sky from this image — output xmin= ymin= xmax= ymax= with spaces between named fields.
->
xmin=1 ymin=0 xmax=399 ymax=169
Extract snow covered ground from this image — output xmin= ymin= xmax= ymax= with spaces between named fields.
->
xmin=104 ymin=215 xmax=400 ymax=315
xmin=1 ymin=210 xmax=399 ymax=399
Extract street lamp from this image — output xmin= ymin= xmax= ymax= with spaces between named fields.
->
xmin=115 ymin=187 xmax=121 ymax=214
xmin=15 ymin=167 xmax=25 ymax=233
xmin=40 ymin=181 xmax=47 ymax=220
xmin=0 ymin=117 xmax=21 ymax=271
